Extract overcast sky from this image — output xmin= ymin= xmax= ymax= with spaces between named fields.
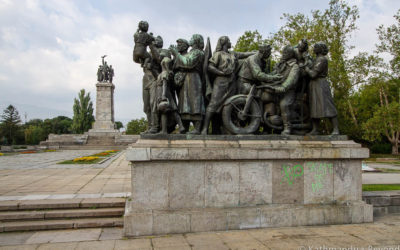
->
xmin=0 ymin=0 xmax=399 ymax=126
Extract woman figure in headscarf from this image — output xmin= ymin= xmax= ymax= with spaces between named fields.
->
xmin=170 ymin=34 xmax=205 ymax=134
xmin=201 ymin=36 xmax=254 ymax=135
xmin=304 ymin=42 xmax=339 ymax=135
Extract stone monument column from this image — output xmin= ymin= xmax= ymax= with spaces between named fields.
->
xmin=88 ymin=55 xmax=118 ymax=136
xmin=92 ymin=81 xmax=116 ymax=131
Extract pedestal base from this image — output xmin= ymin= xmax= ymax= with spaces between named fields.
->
xmin=93 ymin=81 xmax=116 ymax=132
xmin=124 ymin=202 xmax=372 ymax=236
xmin=124 ymin=138 xmax=372 ymax=236
xmin=87 ymin=129 xmax=120 ymax=137
xmin=91 ymin=121 xmax=116 ymax=131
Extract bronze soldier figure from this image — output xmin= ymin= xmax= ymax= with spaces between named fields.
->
xmin=237 ymin=44 xmax=282 ymax=95
xmin=268 ymin=45 xmax=301 ymax=135
xmin=201 ymin=36 xmax=254 ymax=135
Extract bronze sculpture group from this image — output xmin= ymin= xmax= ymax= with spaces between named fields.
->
xmin=97 ymin=55 xmax=114 ymax=83
xmin=132 ymin=21 xmax=339 ymax=136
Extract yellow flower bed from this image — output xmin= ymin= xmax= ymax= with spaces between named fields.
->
xmin=93 ymin=152 xmax=109 ymax=156
xmin=73 ymin=156 xmax=99 ymax=162
xmin=104 ymin=150 xmax=119 ymax=153
xmin=0 ymin=153 xmax=4 ymax=156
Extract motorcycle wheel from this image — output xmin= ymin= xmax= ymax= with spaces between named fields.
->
xmin=222 ymin=96 xmax=261 ymax=135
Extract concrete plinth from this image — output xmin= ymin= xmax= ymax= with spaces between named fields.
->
xmin=91 ymin=82 xmax=116 ymax=132
xmin=124 ymin=138 xmax=372 ymax=236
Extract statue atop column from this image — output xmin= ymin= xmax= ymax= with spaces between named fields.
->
xmin=97 ymin=55 xmax=114 ymax=83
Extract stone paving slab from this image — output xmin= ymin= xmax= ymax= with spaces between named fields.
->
xmin=362 ymin=173 xmax=400 ymax=184
xmin=0 ymin=150 xmax=103 ymax=170
xmin=0 ymin=198 xmax=126 ymax=212
xmin=0 ymin=213 xmax=399 ymax=249
xmin=0 ymin=192 xmax=131 ymax=201
xmin=0 ymin=151 xmax=130 ymax=196
xmin=0 ymin=208 xmax=123 ymax=221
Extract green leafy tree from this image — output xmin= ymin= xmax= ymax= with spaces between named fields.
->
xmin=115 ymin=121 xmax=123 ymax=131
xmin=22 ymin=116 xmax=72 ymax=145
xmin=234 ymin=30 xmax=265 ymax=52
xmin=376 ymin=10 xmax=400 ymax=78
xmin=25 ymin=119 xmax=44 ymax=127
xmin=0 ymin=105 xmax=22 ymax=145
xmin=362 ymin=83 xmax=400 ymax=154
xmin=126 ymin=118 xmax=147 ymax=134
xmin=71 ymin=89 xmax=94 ymax=134
xmin=360 ymin=10 xmax=400 ymax=154
xmin=342 ymin=52 xmax=386 ymax=140
xmin=49 ymin=116 xmax=72 ymax=134
xmin=24 ymin=125 xmax=46 ymax=145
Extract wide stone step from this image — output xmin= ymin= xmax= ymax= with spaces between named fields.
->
xmin=0 ymin=217 xmax=123 ymax=232
xmin=0 ymin=198 xmax=125 ymax=211
xmin=59 ymin=145 xmax=127 ymax=150
xmin=86 ymin=136 xmax=116 ymax=145
xmin=0 ymin=207 xmax=124 ymax=222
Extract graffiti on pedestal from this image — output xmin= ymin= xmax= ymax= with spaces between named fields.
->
xmin=280 ymin=162 xmax=333 ymax=192
xmin=280 ymin=164 xmax=304 ymax=185
xmin=305 ymin=162 xmax=333 ymax=192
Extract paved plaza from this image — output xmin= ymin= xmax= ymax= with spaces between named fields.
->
xmin=0 ymin=213 xmax=399 ymax=249
xmin=0 ymin=150 xmax=130 ymax=197
xmin=362 ymin=163 xmax=400 ymax=184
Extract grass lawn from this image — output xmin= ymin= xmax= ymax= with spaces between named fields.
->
xmin=370 ymin=154 xmax=400 ymax=159
xmin=376 ymin=168 xmax=400 ymax=173
xmin=362 ymin=184 xmax=400 ymax=191
xmin=367 ymin=154 xmax=400 ymax=165
xmin=58 ymin=158 xmax=103 ymax=164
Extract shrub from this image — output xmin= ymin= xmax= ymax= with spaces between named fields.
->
xmin=370 ymin=143 xmax=392 ymax=154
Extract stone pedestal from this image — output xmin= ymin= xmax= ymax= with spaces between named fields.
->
xmin=124 ymin=137 xmax=373 ymax=236
xmin=89 ymin=82 xmax=118 ymax=133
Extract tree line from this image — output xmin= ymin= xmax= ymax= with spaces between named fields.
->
xmin=0 ymin=89 xmax=122 ymax=145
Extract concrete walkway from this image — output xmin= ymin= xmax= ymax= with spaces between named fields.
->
xmin=0 ymin=213 xmax=399 ymax=249
xmin=368 ymin=162 xmax=400 ymax=170
xmin=362 ymin=162 xmax=400 ymax=184
xmin=0 ymin=150 xmax=130 ymax=197
xmin=362 ymin=173 xmax=400 ymax=184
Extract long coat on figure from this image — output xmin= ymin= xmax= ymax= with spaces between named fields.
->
xmin=173 ymin=48 xmax=205 ymax=121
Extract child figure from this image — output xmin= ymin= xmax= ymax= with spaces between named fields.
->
xmin=155 ymin=50 xmax=185 ymax=134
xmin=133 ymin=21 xmax=154 ymax=67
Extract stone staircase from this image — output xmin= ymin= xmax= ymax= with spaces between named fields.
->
xmin=0 ymin=198 xmax=125 ymax=232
